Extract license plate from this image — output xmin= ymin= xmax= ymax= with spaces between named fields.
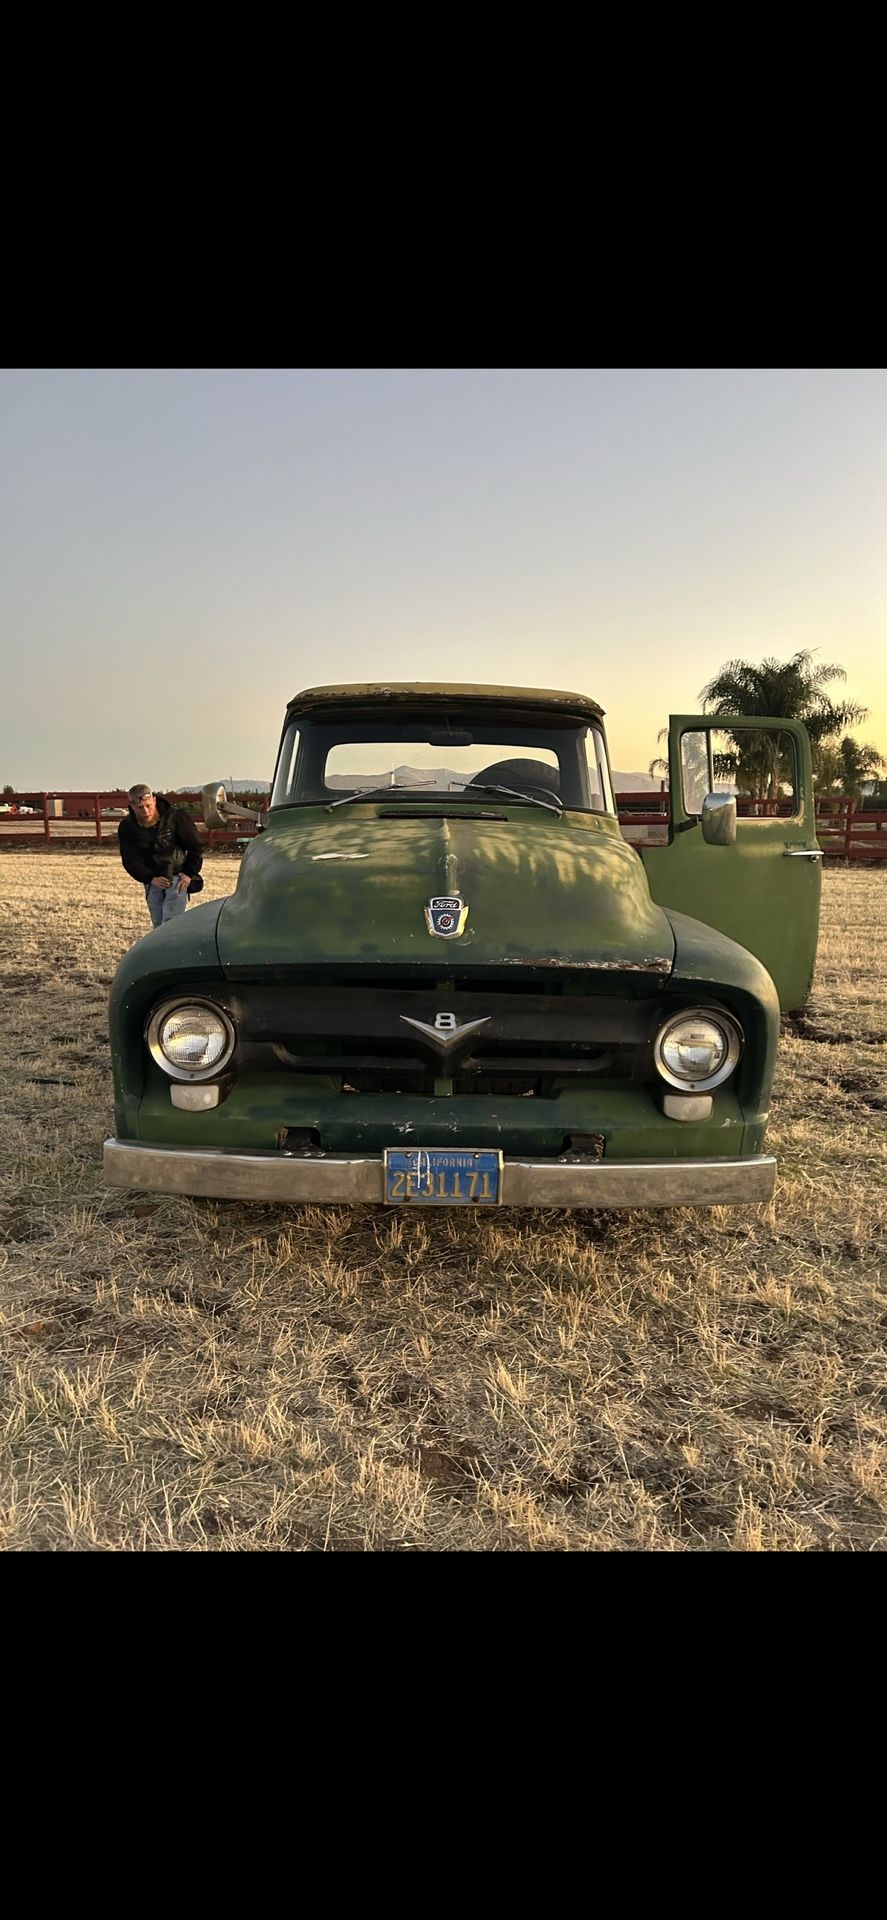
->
xmin=384 ymin=1148 xmax=503 ymax=1205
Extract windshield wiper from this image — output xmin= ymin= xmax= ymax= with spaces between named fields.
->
xmin=462 ymin=782 xmax=563 ymax=815
xmin=327 ymin=781 xmax=564 ymax=816
xmin=326 ymin=785 xmax=416 ymax=811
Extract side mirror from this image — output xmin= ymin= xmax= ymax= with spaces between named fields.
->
xmin=201 ymin=782 xmax=264 ymax=829
xmin=701 ymin=793 xmax=737 ymax=846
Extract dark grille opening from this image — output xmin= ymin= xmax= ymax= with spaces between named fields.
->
xmin=230 ymin=982 xmax=665 ymax=1092
xmin=258 ymin=1041 xmax=639 ymax=1083
xmin=277 ymin=1127 xmax=323 ymax=1154
xmin=559 ymin=1133 xmax=606 ymax=1160
xmin=340 ymin=1073 xmax=599 ymax=1097
xmin=341 ymin=1074 xmax=544 ymax=1096
xmin=468 ymin=1048 xmax=614 ymax=1074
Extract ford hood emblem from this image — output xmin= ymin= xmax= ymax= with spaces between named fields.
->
xmin=425 ymin=895 xmax=469 ymax=939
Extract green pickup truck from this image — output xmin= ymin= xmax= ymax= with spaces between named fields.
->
xmin=103 ymin=683 xmax=822 ymax=1209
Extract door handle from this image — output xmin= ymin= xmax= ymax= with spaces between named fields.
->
xmin=782 ymin=848 xmax=824 ymax=858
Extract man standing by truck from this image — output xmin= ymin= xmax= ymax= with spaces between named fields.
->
xmin=118 ymin=784 xmax=204 ymax=927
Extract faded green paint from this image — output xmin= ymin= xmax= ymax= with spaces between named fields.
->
xmin=104 ymin=685 xmax=803 ymax=1200
xmin=643 ymin=716 xmax=822 ymax=1012
xmin=131 ymin=1071 xmax=763 ymax=1161
xmin=108 ymin=901 xmax=228 ymax=1137
xmin=107 ymin=895 xmax=779 ymax=1165
xmin=217 ymin=807 xmax=675 ymax=975
xmin=664 ymin=910 xmax=780 ymax=1114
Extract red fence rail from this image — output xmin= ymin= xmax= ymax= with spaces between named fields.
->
xmin=1 ymin=790 xmax=886 ymax=859
xmin=615 ymin=789 xmax=887 ymax=857
xmin=0 ymin=792 xmax=262 ymax=847
xmin=813 ymin=798 xmax=887 ymax=860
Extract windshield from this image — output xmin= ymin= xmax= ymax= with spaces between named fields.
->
xmin=270 ymin=710 xmax=615 ymax=814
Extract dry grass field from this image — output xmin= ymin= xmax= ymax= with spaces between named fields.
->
xmin=1 ymin=849 xmax=885 ymax=1551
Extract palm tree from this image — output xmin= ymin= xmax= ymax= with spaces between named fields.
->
xmin=832 ymin=737 xmax=886 ymax=804
xmin=699 ymin=650 xmax=870 ymax=807
xmin=699 ymin=649 xmax=868 ymax=744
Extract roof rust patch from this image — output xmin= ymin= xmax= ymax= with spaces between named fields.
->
xmin=287 ymin=682 xmax=605 ymax=720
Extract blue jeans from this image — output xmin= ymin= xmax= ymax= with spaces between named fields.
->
xmin=145 ymin=879 xmax=189 ymax=927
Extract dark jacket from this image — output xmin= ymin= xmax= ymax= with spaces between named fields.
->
xmin=118 ymin=795 xmax=205 ymax=890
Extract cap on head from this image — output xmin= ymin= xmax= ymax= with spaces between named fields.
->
xmin=128 ymin=784 xmax=154 ymax=801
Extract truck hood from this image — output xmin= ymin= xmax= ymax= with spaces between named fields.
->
xmin=216 ymin=809 xmax=675 ymax=975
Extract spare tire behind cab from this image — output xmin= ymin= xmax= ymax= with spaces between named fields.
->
xmin=471 ymin=757 xmax=561 ymax=799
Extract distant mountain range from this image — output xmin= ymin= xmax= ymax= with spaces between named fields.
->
xmin=174 ymin=770 xmax=663 ymax=796
xmin=329 ymin=766 xmax=665 ymax=793
xmin=326 ymin=767 xmax=465 ymax=790
xmin=176 ymin=780 xmax=271 ymax=794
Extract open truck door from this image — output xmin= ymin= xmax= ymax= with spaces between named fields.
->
xmin=641 ymin=715 xmax=822 ymax=1012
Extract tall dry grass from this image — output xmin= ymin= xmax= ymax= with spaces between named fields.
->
xmin=0 ymin=849 xmax=885 ymax=1551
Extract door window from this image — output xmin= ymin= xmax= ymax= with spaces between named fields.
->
xmin=680 ymin=728 xmax=799 ymax=818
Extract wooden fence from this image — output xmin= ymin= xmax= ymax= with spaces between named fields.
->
xmin=1 ymin=789 xmax=886 ymax=860
xmin=812 ymin=798 xmax=887 ymax=861
xmin=599 ymin=790 xmax=887 ymax=860
xmin=0 ymin=793 xmax=260 ymax=848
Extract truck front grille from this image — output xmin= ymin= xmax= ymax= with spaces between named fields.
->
xmin=226 ymin=982 xmax=662 ymax=1094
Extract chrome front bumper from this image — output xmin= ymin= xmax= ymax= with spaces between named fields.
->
xmin=104 ymin=1140 xmax=776 ymax=1208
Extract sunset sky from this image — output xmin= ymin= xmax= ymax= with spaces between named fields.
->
xmin=1 ymin=367 xmax=885 ymax=790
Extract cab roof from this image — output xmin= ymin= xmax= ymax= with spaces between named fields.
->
xmin=286 ymin=683 xmax=605 ymax=721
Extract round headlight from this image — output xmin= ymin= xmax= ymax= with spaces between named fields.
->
xmin=653 ymin=1009 xmax=741 ymax=1092
xmin=146 ymin=1000 xmax=235 ymax=1081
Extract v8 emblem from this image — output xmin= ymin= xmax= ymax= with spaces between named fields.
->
xmin=400 ymin=1009 xmax=491 ymax=1052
